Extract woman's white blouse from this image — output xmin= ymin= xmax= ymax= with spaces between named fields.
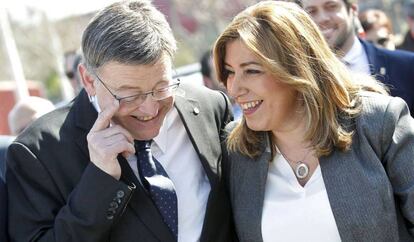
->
xmin=261 ymin=152 xmax=342 ymax=242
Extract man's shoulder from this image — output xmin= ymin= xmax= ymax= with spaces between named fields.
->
xmin=14 ymin=103 xmax=73 ymax=145
xmin=180 ymin=82 xmax=225 ymax=100
xmin=178 ymin=82 xmax=229 ymax=111
xmin=363 ymin=40 xmax=414 ymax=62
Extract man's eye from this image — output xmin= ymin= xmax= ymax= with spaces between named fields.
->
xmin=326 ymin=3 xmax=339 ymax=11
xmin=122 ymin=95 xmax=141 ymax=103
xmin=306 ymin=9 xmax=317 ymax=16
xmin=156 ymin=87 xmax=169 ymax=92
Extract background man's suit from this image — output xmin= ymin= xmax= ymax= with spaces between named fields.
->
xmin=6 ymin=83 xmax=235 ymax=242
xmin=361 ymin=40 xmax=414 ymax=116
xmin=0 ymin=179 xmax=7 ymax=242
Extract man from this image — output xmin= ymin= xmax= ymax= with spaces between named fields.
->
xmin=64 ymin=51 xmax=83 ymax=95
xmin=397 ymin=1 xmax=414 ymax=52
xmin=299 ymin=0 xmax=414 ymax=116
xmin=6 ymin=1 xmax=234 ymax=241
xmin=359 ymin=9 xmax=395 ymax=50
xmin=8 ymin=96 xmax=55 ymax=135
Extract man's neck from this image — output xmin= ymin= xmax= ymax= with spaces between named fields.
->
xmin=335 ymin=34 xmax=356 ymax=58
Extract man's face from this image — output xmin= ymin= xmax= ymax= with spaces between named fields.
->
xmin=408 ymin=17 xmax=414 ymax=36
xmin=302 ymin=0 xmax=356 ymax=54
xmin=90 ymin=57 xmax=175 ymax=140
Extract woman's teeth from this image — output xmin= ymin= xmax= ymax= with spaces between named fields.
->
xmin=240 ymin=100 xmax=262 ymax=110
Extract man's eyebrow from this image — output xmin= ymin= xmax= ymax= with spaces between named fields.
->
xmin=116 ymin=80 xmax=169 ymax=91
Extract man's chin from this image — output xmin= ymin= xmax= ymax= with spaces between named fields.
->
xmin=130 ymin=122 xmax=162 ymax=140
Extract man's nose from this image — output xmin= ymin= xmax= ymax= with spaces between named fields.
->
xmin=138 ymin=95 xmax=159 ymax=116
xmin=314 ymin=10 xmax=331 ymax=25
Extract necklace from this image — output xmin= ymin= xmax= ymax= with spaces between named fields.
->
xmin=279 ymin=148 xmax=312 ymax=180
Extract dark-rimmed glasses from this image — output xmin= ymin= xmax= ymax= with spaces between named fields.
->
xmin=95 ymin=74 xmax=180 ymax=108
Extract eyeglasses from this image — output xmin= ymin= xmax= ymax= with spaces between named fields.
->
xmin=95 ymin=74 xmax=180 ymax=108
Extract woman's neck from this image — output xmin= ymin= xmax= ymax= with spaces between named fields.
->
xmin=272 ymin=117 xmax=310 ymax=155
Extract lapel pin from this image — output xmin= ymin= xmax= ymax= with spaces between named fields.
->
xmin=380 ymin=67 xmax=386 ymax=75
xmin=193 ymin=107 xmax=200 ymax=115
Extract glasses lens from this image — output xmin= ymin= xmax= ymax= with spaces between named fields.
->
xmin=119 ymin=82 xmax=180 ymax=107
xmin=119 ymin=95 xmax=146 ymax=107
xmin=153 ymin=83 xmax=179 ymax=100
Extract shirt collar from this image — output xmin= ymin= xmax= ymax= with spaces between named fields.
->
xmin=152 ymin=107 xmax=175 ymax=154
xmin=342 ymin=37 xmax=365 ymax=66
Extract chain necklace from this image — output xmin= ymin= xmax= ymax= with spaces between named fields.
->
xmin=278 ymin=148 xmax=312 ymax=180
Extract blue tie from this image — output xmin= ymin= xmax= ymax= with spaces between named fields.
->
xmin=134 ymin=140 xmax=178 ymax=239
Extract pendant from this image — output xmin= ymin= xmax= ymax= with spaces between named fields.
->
xmin=295 ymin=161 xmax=309 ymax=179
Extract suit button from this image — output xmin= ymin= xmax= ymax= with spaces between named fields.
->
xmin=114 ymin=198 xmax=122 ymax=204
xmin=106 ymin=211 xmax=114 ymax=220
xmin=116 ymin=190 xmax=125 ymax=198
xmin=110 ymin=201 xmax=119 ymax=209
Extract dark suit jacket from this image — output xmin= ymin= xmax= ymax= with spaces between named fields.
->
xmin=6 ymin=84 xmax=235 ymax=242
xmin=224 ymin=92 xmax=414 ymax=241
xmin=0 ymin=179 xmax=7 ymax=242
xmin=361 ymin=39 xmax=414 ymax=116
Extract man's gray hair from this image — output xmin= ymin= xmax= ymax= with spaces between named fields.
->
xmin=81 ymin=0 xmax=177 ymax=71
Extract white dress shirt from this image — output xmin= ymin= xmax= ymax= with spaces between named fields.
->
xmin=261 ymin=151 xmax=341 ymax=242
xmin=342 ymin=37 xmax=371 ymax=75
xmin=92 ymin=99 xmax=211 ymax=242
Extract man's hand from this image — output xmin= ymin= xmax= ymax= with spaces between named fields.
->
xmin=87 ymin=100 xmax=135 ymax=180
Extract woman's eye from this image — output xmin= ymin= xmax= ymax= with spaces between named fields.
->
xmin=225 ymin=69 xmax=235 ymax=75
xmin=246 ymin=69 xmax=262 ymax=74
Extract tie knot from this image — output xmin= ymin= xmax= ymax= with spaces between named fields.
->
xmin=134 ymin=140 xmax=152 ymax=151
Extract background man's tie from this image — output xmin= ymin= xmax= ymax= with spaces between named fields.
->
xmin=134 ymin=140 xmax=178 ymax=239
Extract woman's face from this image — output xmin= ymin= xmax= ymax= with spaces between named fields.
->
xmin=224 ymin=40 xmax=302 ymax=133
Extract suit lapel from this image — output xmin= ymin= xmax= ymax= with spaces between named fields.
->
xmin=174 ymin=95 xmax=219 ymax=184
xmin=360 ymin=39 xmax=388 ymax=82
xmin=319 ymin=151 xmax=356 ymax=241
xmin=232 ymin=134 xmax=270 ymax=241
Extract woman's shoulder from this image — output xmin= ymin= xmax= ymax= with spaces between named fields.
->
xmin=358 ymin=91 xmax=409 ymax=121
xmin=354 ymin=92 xmax=412 ymax=149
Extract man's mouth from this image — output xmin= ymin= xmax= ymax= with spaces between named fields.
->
xmin=320 ymin=27 xmax=335 ymax=38
xmin=132 ymin=115 xmax=157 ymax=121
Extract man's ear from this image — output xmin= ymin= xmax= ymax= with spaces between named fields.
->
xmin=78 ymin=63 xmax=96 ymax=96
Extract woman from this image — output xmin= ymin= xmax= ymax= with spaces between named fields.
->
xmin=214 ymin=1 xmax=414 ymax=241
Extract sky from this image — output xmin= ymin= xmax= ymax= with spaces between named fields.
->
xmin=4 ymin=0 xmax=119 ymax=20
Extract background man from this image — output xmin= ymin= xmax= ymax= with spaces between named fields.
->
xmin=397 ymin=1 xmax=414 ymax=52
xmin=7 ymin=96 xmax=55 ymax=135
xmin=6 ymin=1 xmax=235 ymax=241
xmin=299 ymin=0 xmax=414 ymax=116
